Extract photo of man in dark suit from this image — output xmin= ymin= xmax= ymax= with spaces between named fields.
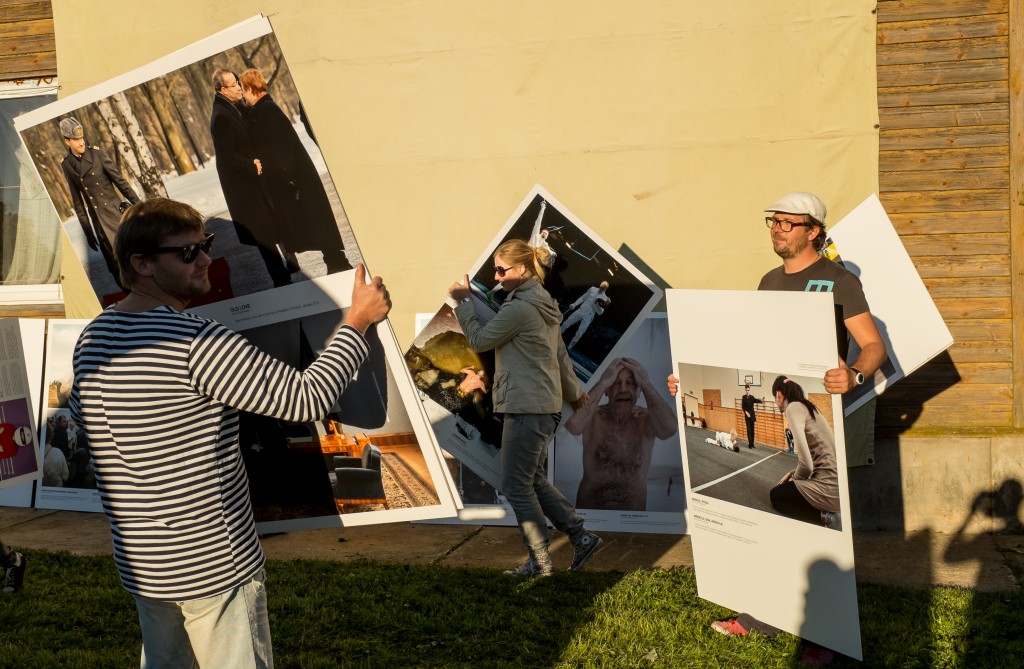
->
xmin=210 ymin=68 xmax=293 ymax=287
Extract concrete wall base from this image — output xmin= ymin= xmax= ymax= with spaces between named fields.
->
xmin=849 ymin=435 xmax=1024 ymax=534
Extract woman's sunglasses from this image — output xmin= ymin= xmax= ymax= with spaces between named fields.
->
xmin=494 ymin=265 xmax=515 ymax=277
xmin=146 ymin=234 xmax=215 ymax=264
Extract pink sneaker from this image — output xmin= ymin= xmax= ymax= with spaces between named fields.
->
xmin=800 ymin=644 xmax=835 ymax=666
xmin=711 ymin=618 xmax=749 ymax=636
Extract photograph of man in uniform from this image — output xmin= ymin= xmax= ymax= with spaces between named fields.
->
xmin=564 ymin=357 xmax=677 ymax=510
xmin=59 ymin=116 xmax=140 ymax=290
xmin=209 ymin=68 xmax=293 ymax=288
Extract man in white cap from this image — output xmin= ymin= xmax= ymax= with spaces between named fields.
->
xmin=758 ymin=190 xmax=887 ymax=464
xmin=704 ymin=191 xmax=888 ymax=649
xmin=59 ymin=116 xmax=140 ymax=290
xmin=669 ymin=192 xmax=887 ymax=459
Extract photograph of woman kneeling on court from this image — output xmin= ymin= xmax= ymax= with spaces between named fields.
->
xmin=769 ymin=375 xmax=841 ymax=531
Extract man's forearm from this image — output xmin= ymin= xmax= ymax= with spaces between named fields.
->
xmin=850 ymin=341 xmax=887 ymax=378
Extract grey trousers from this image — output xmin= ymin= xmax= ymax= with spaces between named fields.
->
xmin=500 ymin=413 xmax=584 ymax=551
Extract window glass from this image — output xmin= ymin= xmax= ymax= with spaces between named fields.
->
xmin=1 ymin=86 xmax=61 ymax=286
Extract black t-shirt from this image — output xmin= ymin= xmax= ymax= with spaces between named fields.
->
xmin=757 ymin=256 xmax=870 ymax=362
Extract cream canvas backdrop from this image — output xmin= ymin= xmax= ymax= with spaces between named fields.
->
xmin=53 ymin=1 xmax=878 ymax=343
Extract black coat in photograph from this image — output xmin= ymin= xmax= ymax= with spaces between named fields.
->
xmin=248 ymin=94 xmax=344 ymax=253
xmin=60 ymin=145 xmax=140 ymax=286
xmin=210 ymin=93 xmax=282 ymax=248
xmin=61 ymin=145 xmax=140 ymax=249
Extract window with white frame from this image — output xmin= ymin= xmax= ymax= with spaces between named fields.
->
xmin=0 ymin=80 xmax=62 ymax=305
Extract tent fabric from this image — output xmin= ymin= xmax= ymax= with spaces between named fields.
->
xmin=50 ymin=1 xmax=878 ymax=326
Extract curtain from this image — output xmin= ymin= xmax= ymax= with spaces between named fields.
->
xmin=0 ymin=88 xmax=61 ymax=285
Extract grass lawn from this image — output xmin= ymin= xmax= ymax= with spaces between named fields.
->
xmin=1 ymin=549 xmax=1021 ymax=667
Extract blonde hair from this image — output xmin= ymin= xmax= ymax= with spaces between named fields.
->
xmin=495 ymin=238 xmax=550 ymax=283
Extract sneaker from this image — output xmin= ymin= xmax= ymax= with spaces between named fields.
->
xmin=711 ymin=618 xmax=748 ymax=636
xmin=503 ymin=555 xmax=553 ymax=578
xmin=799 ymin=642 xmax=835 ymax=666
xmin=569 ymin=532 xmax=604 ymax=572
xmin=1 ymin=552 xmax=26 ymax=593
xmin=820 ymin=511 xmax=842 ymax=531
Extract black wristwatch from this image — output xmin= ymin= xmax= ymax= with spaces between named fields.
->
xmin=850 ymin=367 xmax=865 ymax=386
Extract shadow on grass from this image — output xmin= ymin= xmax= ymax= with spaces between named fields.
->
xmin=269 ymin=559 xmax=630 ymax=667
xmin=3 ymin=550 xmax=1023 ymax=668
xmin=942 ymin=478 xmax=1024 ymax=668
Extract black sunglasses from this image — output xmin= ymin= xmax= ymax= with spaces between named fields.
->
xmin=146 ymin=234 xmax=215 ymax=263
xmin=494 ymin=265 xmax=516 ymax=277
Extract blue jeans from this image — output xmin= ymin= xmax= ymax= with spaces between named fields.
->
xmin=133 ymin=569 xmax=273 ymax=669
xmin=501 ymin=413 xmax=584 ymax=551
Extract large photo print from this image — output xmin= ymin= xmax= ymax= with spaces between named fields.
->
xmin=667 ymin=289 xmax=861 ymax=660
xmin=19 ymin=27 xmax=357 ymax=307
xmin=679 ymin=364 xmax=841 ymax=531
xmin=553 ymin=314 xmax=687 ymax=534
xmin=14 ymin=17 xmax=459 ymax=528
xmin=0 ymin=320 xmax=46 ymax=507
xmin=406 ymin=185 xmax=662 ymax=489
xmin=35 ymin=321 xmax=98 ymax=512
xmin=822 ymin=195 xmax=954 ymax=415
xmin=0 ymin=320 xmax=42 ymax=493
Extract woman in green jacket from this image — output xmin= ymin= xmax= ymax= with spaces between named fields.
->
xmin=448 ymin=239 xmax=603 ymax=576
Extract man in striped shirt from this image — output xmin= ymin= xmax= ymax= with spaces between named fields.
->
xmin=70 ymin=198 xmax=391 ymax=669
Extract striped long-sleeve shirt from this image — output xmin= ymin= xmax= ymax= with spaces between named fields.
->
xmin=68 ymin=305 xmax=369 ymax=600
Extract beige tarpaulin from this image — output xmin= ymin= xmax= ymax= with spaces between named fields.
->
xmin=53 ymin=1 xmax=878 ymax=340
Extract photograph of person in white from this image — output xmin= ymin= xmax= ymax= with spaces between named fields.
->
xmin=768 ymin=375 xmax=841 ymax=531
xmin=705 ymin=428 xmax=739 ymax=453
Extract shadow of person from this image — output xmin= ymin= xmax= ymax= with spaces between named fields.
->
xmin=875 ymin=349 xmax=960 ymax=437
xmin=791 ymin=558 xmax=862 ymax=666
xmin=845 ymin=527 xmax=937 ymax=666
xmin=847 ymin=349 xmax=961 ymax=538
xmin=993 ymin=479 xmax=1024 ymax=533
xmin=945 ymin=480 xmax=1023 ymax=568
xmin=941 ymin=479 xmax=1023 ymax=665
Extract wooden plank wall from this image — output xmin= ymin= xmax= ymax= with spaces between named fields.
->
xmin=876 ymin=0 xmax=1016 ymax=431
xmin=0 ymin=0 xmax=55 ymax=81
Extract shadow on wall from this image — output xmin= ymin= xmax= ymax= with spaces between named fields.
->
xmin=875 ymin=349 xmax=961 ymax=437
xmin=849 ymin=349 xmax=962 ymax=532
xmin=948 ymin=479 xmax=1023 ymax=541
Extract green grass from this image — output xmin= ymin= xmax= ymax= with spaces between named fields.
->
xmin=1 ymin=550 xmax=1022 ymax=668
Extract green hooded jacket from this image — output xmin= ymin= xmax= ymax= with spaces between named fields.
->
xmin=454 ymin=277 xmax=582 ymax=414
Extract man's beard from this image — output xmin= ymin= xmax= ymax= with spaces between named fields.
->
xmin=773 ymin=234 xmax=809 ymax=260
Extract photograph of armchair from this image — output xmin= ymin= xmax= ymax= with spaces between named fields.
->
xmin=332 ymin=444 xmax=388 ymax=509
